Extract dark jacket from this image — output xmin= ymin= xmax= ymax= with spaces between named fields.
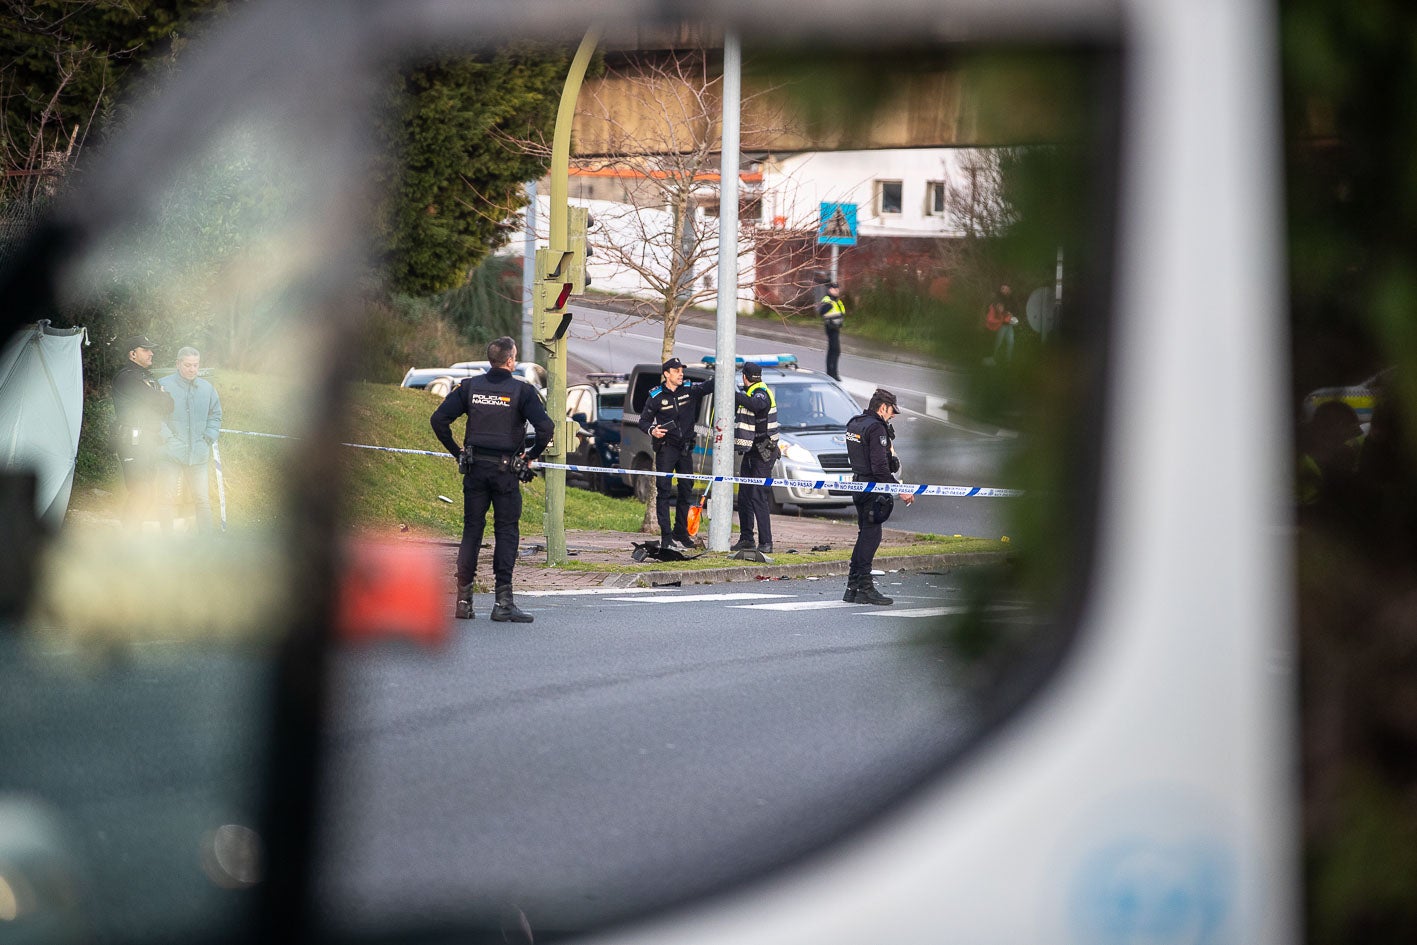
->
xmin=431 ymin=367 xmax=554 ymax=461
xmin=846 ymin=410 xmax=897 ymax=482
xmin=637 ymin=377 xmax=715 ymax=450
xmin=112 ymin=363 xmax=175 ymax=458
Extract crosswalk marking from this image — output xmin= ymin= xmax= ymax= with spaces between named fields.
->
xmin=728 ymin=600 xmax=861 ymax=611
xmin=521 ymin=586 xmax=666 ymax=598
xmin=604 ymin=592 xmax=792 ymax=604
xmin=864 ymin=605 xmax=973 ymax=618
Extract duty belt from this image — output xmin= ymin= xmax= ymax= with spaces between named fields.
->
xmin=469 ymin=446 xmax=516 ymax=461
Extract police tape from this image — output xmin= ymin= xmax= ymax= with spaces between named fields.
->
xmin=217 ymin=429 xmax=1023 ymax=499
xmin=531 ymin=461 xmax=1023 ymax=498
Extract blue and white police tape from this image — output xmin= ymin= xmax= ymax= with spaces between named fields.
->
xmin=217 ymin=429 xmax=1023 ymax=498
xmin=531 ymin=460 xmax=1022 ymax=498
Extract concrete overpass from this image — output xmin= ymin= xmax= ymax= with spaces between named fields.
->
xmin=570 ymin=47 xmax=1077 ymax=157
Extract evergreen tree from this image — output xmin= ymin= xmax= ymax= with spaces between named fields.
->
xmin=377 ymin=48 xmax=570 ymax=295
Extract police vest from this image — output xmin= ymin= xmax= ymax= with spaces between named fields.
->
xmin=822 ymin=295 xmax=846 ymax=328
xmin=734 ymin=381 xmax=779 ymax=452
xmin=461 ymin=373 xmax=526 ymax=453
xmin=845 ymin=411 xmax=885 ymax=477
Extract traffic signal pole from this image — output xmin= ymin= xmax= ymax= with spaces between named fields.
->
xmin=540 ymin=28 xmax=600 ymax=566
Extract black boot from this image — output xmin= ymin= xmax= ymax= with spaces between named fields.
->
xmin=856 ymin=576 xmax=893 ymax=606
xmin=490 ymin=584 xmax=534 ymax=623
xmin=731 ymin=535 xmax=756 ymax=551
xmin=842 ymin=574 xmax=859 ymax=603
xmin=455 ymin=583 xmax=475 ymax=620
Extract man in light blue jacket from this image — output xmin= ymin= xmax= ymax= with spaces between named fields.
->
xmin=160 ymin=346 xmax=223 ymax=533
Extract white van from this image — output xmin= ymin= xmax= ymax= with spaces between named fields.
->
xmin=0 ymin=0 xmax=1305 ymax=942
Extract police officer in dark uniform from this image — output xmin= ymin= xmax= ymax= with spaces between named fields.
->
xmin=431 ymin=336 xmax=553 ymax=623
xmin=730 ymin=361 xmax=779 ymax=554
xmin=111 ymin=334 xmax=175 ymax=530
xmin=637 ymin=356 xmax=715 ymax=549
xmin=843 ymin=387 xmax=913 ymax=604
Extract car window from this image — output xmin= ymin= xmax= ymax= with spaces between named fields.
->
xmin=567 ymin=386 xmax=592 ymax=420
xmin=775 ymin=380 xmax=861 ymax=429
xmin=0 ymin=6 xmax=1124 ymax=942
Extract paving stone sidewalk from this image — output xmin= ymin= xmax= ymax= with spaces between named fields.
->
xmin=411 ymin=515 xmax=1006 ymax=592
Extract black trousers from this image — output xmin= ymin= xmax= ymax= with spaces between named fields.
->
xmin=850 ymin=493 xmax=887 ymax=578
xmin=737 ymin=449 xmax=774 ymax=545
xmin=824 ymin=326 xmax=841 ymax=380
xmin=654 ymin=441 xmax=695 ymax=538
xmin=457 ymin=460 xmax=522 ymax=587
xmin=118 ymin=449 xmax=164 ymax=530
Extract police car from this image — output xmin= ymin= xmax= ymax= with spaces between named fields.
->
xmin=620 ymin=354 xmax=862 ymax=510
xmin=1300 ymin=367 xmax=1392 ymax=431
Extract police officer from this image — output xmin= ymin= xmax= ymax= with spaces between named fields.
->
xmin=730 ymin=361 xmax=778 ymax=554
xmin=431 ymin=336 xmax=553 ymax=623
xmin=111 ymin=334 xmax=175 ymax=530
xmin=818 ymin=281 xmax=846 ymax=380
xmin=843 ymin=387 xmax=913 ymax=604
xmin=638 ymin=356 xmax=715 ymax=549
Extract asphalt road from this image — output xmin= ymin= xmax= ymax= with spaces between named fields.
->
xmin=315 ymin=569 xmax=1024 ymax=937
xmin=565 ymin=303 xmax=1023 ymax=540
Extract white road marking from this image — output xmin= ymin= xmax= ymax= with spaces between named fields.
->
xmin=604 ymin=592 xmax=792 ymax=603
xmin=520 ymin=586 xmax=666 ymax=598
xmin=728 ymin=600 xmax=859 ymax=611
xmin=863 ymin=606 xmax=972 ymax=618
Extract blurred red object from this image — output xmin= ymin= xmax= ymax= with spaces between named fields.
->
xmin=336 ymin=540 xmax=448 ymax=647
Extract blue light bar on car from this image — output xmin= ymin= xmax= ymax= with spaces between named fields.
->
xmin=700 ymin=353 xmax=798 ymax=368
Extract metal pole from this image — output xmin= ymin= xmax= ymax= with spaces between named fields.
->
xmin=543 ymin=27 xmax=600 ymax=565
xmin=709 ymin=33 xmax=741 ymax=551
xmin=522 ymin=180 xmax=536 ymax=358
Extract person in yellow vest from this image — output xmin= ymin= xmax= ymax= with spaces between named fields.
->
xmin=729 ymin=361 xmax=779 ymax=554
xmin=818 ymin=281 xmax=846 ymax=380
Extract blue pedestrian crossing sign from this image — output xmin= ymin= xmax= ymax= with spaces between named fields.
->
xmin=818 ymin=202 xmax=858 ymax=246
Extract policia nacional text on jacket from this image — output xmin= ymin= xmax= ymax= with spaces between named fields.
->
xmin=431 ymin=338 xmax=554 ymax=623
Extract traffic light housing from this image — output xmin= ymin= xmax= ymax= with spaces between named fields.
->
xmin=532 ymin=247 xmax=573 ymax=346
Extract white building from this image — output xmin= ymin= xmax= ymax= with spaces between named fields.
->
xmin=758 ymin=148 xmax=992 ymax=239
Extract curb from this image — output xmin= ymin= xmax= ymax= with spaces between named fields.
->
xmin=552 ymin=551 xmax=1011 ymax=589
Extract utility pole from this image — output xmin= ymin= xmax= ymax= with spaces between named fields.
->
xmin=538 ymin=28 xmax=600 ymax=565
xmin=522 ymin=180 xmax=536 ymax=357
xmin=709 ymin=32 xmax=741 ymax=551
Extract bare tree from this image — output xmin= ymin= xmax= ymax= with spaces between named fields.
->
xmin=517 ymin=47 xmax=822 ymax=361
xmin=937 ymin=146 xmax=1019 ymax=304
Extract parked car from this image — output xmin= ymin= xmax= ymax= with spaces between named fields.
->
xmin=450 ymin=360 xmax=548 ymax=390
xmin=399 ymin=365 xmax=483 ymax=395
xmin=566 ymin=372 xmax=632 ymax=495
xmin=620 ymin=354 xmax=860 ymax=510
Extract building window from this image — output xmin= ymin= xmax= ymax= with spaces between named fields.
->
xmin=925 ymin=180 xmax=947 ymax=216
xmin=876 ymin=179 xmax=903 ymax=215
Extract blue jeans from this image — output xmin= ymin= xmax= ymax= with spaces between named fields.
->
xmin=992 ymin=323 xmax=1015 ymax=362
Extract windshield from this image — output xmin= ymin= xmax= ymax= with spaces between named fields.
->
xmin=774 ymin=380 xmax=861 ymax=430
